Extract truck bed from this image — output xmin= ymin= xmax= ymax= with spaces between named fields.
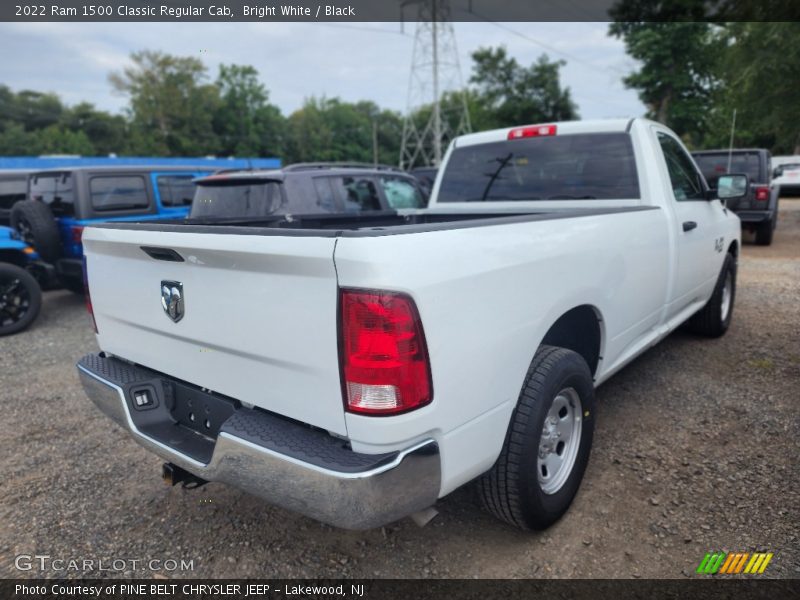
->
xmin=88 ymin=207 xmax=657 ymax=237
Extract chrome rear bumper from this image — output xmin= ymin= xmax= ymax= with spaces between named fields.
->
xmin=77 ymin=354 xmax=440 ymax=530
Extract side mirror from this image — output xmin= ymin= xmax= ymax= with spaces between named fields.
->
xmin=773 ymin=167 xmax=783 ymax=178
xmin=716 ymin=173 xmax=749 ymax=201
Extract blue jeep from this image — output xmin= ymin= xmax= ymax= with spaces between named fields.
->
xmin=11 ymin=165 xmax=214 ymax=292
xmin=0 ymin=225 xmax=44 ymax=335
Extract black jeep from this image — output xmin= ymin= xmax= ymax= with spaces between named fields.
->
xmin=190 ymin=163 xmax=427 ymax=221
xmin=691 ymin=149 xmax=778 ymax=245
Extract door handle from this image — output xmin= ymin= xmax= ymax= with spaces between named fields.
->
xmin=682 ymin=221 xmax=698 ymax=232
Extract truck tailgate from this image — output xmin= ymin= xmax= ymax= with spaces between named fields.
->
xmin=82 ymin=227 xmax=347 ymax=435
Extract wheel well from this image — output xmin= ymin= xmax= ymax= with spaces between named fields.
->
xmin=0 ymin=250 xmax=27 ymax=268
xmin=727 ymin=240 xmax=738 ymax=257
xmin=541 ymin=305 xmax=602 ymax=377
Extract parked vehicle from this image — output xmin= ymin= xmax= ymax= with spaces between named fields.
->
xmin=76 ymin=118 xmax=743 ymax=531
xmin=11 ymin=166 xmax=214 ymax=293
xmin=771 ymin=156 xmax=800 ymax=196
xmin=0 ymin=226 xmax=43 ymax=336
xmin=409 ymin=166 xmax=438 ymax=200
xmin=691 ymin=149 xmax=778 ymax=245
xmin=0 ymin=170 xmax=31 ymax=226
xmin=190 ymin=163 xmax=426 ymax=220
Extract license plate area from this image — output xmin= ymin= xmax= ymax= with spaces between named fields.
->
xmin=169 ymin=381 xmax=239 ymax=439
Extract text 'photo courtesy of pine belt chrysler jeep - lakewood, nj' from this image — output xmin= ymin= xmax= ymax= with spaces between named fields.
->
xmin=75 ymin=118 xmax=744 ymax=531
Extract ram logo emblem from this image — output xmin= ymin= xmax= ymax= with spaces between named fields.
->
xmin=161 ymin=281 xmax=184 ymax=323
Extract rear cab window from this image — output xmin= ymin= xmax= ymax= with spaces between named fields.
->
xmin=437 ymin=132 xmax=640 ymax=203
xmin=29 ymin=172 xmax=75 ymax=217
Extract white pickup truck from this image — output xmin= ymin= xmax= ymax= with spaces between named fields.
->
xmin=77 ymin=118 xmax=745 ymax=530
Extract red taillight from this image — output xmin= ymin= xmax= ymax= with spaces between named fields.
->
xmin=508 ymin=124 xmax=557 ymax=140
xmin=72 ymin=226 xmax=84 ymax=244
xmin=754 ymin=186 xmax=769 ymax=202
xmin=340 ymin=289 xmax=432 ymax=415
xmin=83 ymin=255 xmax=97 ymax=333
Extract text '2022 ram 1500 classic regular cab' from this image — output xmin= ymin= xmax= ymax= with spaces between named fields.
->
xmin=76 ymin=119 xmax=743 ymax=531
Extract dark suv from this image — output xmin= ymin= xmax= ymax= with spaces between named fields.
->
xmin=190 ymin=163 xmax=427 ymax=220
xmin=691 ymin=149 xmax=778 ymax=245
xmin=11 ymin=165 xmax=214 ymax=291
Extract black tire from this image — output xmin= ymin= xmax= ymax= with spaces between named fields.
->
xmin=478 ymin=345 xmax=596 ymax=530
xmin=10 ymin=200 xmax=62 ymax=263
xmin=755 ymin=219 xmax=774 ymax=245
xmin=0 ymin=263 xmax=42 ymax=336
xmin=686 ymin=253 xmax=736 ymax=337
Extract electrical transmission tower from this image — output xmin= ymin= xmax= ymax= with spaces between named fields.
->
xmin=399 ymin=0 xmax=471 ymax=169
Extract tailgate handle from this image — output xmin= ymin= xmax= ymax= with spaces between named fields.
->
xmin=141 ymin=246 xmax=185 ymax=262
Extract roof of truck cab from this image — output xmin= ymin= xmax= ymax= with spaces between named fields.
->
xmin=451 ymin=118 xmax=637 ymax=148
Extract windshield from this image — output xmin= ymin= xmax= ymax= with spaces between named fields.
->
xmin=692 ymin=153 xmax=762 ymax=186
xmin=191 ymin=180 xmax=283 ymax=218
xmin=437 ymin=132 xmax=640 ymax=202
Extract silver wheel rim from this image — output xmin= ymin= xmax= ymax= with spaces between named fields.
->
xmin=537 ymin=387 xmax=582 ymax=495
xmin=720 ymin=272 xmax=732 ymax=323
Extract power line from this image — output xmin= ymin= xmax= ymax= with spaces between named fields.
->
xmin=462 ymin=13 xmax=630 ymax=77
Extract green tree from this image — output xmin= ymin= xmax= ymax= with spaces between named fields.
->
xmin=286 ymin=97 xmax=402 ymax=165
xmin=61 ymin=102 xmax=128 ymax=155
xmin=469 ymin=47 xmax=579 ymax=128
xmin=214 ymin=64 xmax=286 ymax=158
xmin=0 ymin=86 xmax=65 ymax=134
xmin=609 ymin=21 xmax=720 ymax=145
xmin=0 ymin=123 xmax=36 ymax=155
xmin=34 ymin=126 xmax=95 ymax=155
xmin=715 ymin=22 xmax=800 ymax=153
xmin=109 ymin=50 xmax=220 ymax=155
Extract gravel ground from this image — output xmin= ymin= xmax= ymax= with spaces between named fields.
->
xmin=1 ymin=202 xmax=798 ymax=580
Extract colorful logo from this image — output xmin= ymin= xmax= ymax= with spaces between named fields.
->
xmin=696 ymin=551 xmax=773 ymax=575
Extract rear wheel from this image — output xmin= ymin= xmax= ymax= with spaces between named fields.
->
xmin=10 ymin=200 xmax=62 ymax=263
xmin=0 ymin=263 xmax=42 ymax=336
xmin=478 ymin=345 xmax=595 ymax=530
xmin=686 ymin=252 xmax=736 ymax=337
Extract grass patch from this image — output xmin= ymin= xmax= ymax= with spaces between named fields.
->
xmin=749 ymin=358 xmax=775 ymax=370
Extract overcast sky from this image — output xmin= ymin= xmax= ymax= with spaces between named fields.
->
xmin=0 ymin=22 xmax=645 ymax=121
